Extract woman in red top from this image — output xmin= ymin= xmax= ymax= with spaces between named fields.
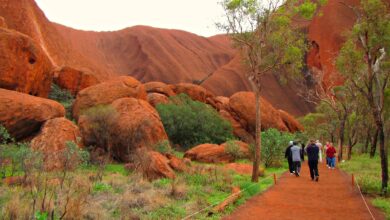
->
xmin=326 ymin=143 xmax=337 ymax=169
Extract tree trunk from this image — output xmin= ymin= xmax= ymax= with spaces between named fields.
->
xmin=251 ymin=88 xmax=262 ymax=182
xmin=364 ymin=129 xmax=371 ymax=154
xmin=347 ymin=137 xmax=352 ymax=160
xmin=338 ymin=117 xmax=346 ymax=162
xmin=378 ymin=123 xmax=388 ymax=195
xmin=370 ymin=128 xmax=379 ymax=158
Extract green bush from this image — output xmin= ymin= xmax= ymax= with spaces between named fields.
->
xmin=48 ymin=83 xmax=74 ymax=119
xmin=0 ymin=125 xmax=13 ymax=144
xmin=154 ymin=140 xmax=172 ymax=154
xmin=156 ymin=94 xmax=233 ymax=149
xmin=224 ymin=140 xmax=244 ymax=160
xmin=260 ymin=128 xmax=296 ymax=168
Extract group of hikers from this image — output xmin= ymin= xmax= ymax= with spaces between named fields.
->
xmin=285 ymin=140 xmax=337 ymax=181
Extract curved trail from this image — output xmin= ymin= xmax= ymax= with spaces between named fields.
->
xmin=224 ymin=163 xmax=385 ymax=220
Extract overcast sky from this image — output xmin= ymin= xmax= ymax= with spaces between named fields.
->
xmin=35 ymin=0 xmax=225 ymax=37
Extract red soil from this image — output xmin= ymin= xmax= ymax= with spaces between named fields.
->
xmin=225 ymin=163 xmax=385 ymax=220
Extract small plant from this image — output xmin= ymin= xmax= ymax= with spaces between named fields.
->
xmin=261 ymin=128 xmax=296 ymax=167
xmin=0 ymin=125 xmax=13 ymax=144
xmin=156 ymin=94 xmax=234 ymax=149
xmin=224 ymin=140 xmax=244 ymax=161
xmin=93 ymin=182 xmax=113 ymax=193
xmin=48 ymin=83 xmax=74 ymax=119
xmin=154 ymin=140 xmax=172 ymax=154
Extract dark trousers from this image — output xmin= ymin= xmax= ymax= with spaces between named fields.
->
xmin=288 ymin=159 xmax=293 ymax=173
xmin=293 ymin=161 xmax=301 ymax=174
xmin=308 ymin=160 xmax=319 ymax=180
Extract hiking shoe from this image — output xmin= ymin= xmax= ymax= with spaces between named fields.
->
xmin=315 ymin=176 xmax=319 ymax=182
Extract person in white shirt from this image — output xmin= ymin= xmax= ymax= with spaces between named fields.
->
xmin=316 ymin=140 xmax=323 ymax=163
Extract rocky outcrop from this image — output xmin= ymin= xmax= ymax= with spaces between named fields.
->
xmin=0 ymin=28 xmax=53 ymax=97
xmin=72 ymin=76 xmax=147 ymax=120
xmin=31 ymin=117 xmax=82 ymax=170
xmin=146 ymin=151 xmax=176 ymax=180
xmin=278 ymin=110 xmax=304 ymax=133
xmin=54 ymin=66 xmax=100 ymax=95
xmin=0 ymin=89 xmax=65 ymax=140
xmin=0 ymin=16 xmax=6 ymax=28
xmin=184 ymin=141 xmax=249 ymax=163
xmin=229 ymin=92 xmax=289 ymax=133
xmin=147 ymin=93 xmax=169 ymax=107
xmin=166 ymin=154 xmax=189 ymax=172
xmin=144 ymin=81 xmax=175 ymax=97
xmin=170 ymin=83 xmax=215 ymax=104
xmin=79 ymin=97 xmax=168 ymax=162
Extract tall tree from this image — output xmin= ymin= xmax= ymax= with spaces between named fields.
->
xmin=337 ymin=0 xmax=390 ymax=194
xmin=219 ymin=0 xmax=321 ymax=182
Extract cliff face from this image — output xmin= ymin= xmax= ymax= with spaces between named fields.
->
xmin=3 ymin=0 xmax=374 ymax=116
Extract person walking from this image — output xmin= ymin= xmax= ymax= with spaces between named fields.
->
xmin=285 ymin=141 xmax=294 ymax=175
xmin=316 ymin=140 xmax=323 ymax=163
xmin=291 ymin=141 xmax=302 ymax=177
xmin=324 ymin=142 xmax=330 ymax=167
xmin=326 ymin=143 xmax=337 ymax=169
xmin=306 ymin=139 xmax=320 ymax=181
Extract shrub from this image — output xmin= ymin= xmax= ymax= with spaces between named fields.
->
xmin=156 ymin=94 xmax=233 ymax=149
xmin=154 ymin=140 xmax=172 ymax=154
xmin=48 ymin=83 xmax=74 ymax=119
xmin=0 ymin=125 xmax=13 ymax=144
xmin=224 ymin=140 xmax=244 ymax=160
xmin=261 ymin=128 xmax=295 ymax=167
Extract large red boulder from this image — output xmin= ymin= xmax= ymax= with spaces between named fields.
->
xmin=146 ymin=151 xmax=176 ymax=180
xmin=54 ymin=66 xmax=100 ymax=95
xmin=31 ymin=117 xmax=82 ymax=170
xmin=278 ymin=110 xmax=304 ymax=132
xmin=79 ymin=98 xmax=168 ymax=162
xmin=0 ymin=89 xmax=65 ymax=140
xmin=0 ymin=16 xmax=6 ymax=28
xmin=170 ymin=83 xmax=214 ymax=103
xmin=184 ymin=141 xmax=249 ymax=163
xmin=72 ymin=76 xmax=147 ymax=120
xmin=219 ymin=110 xmax=254 ymax=143
xmin=147 ymin=93 xmax=169 ymax=107
xmin=0 ymin=28 xmax=53 ymax=97
xmin=229 ymin=92 xmax=288 ymax=133
xmin=144 ymin=81 xmax=175 ymax=97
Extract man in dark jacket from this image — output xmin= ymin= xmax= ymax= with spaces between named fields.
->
xmin=306 ymin=139 xmax=320 ymax=181
xmin=285 ymin=141 xmax=294 ymax=174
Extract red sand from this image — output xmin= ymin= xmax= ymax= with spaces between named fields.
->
xmin=224 ymin=163 xmax=385 ymax=220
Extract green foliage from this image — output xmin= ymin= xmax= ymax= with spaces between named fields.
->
xmin=64 ymin=141 xmax=90 ymax=167
xmin=260 ymin=129 xmax=295 ymax=167
xmin=34 ymin=211 xmax=48 ymax=220
xmin=0 ymin=125 xmax=13 ymax=144
xmin=224 ymin=140 xmax=244 ymax=160
xmin=372 ymin=198 xmax=390 ymax=219
xmin=48 ymin=83 xmax=74 ymax=119
xmin=93 ymin=182 xmax=113 ymax=193
xmin=156 ymin=94 xmax=233 ymax=149
xmin=154 ymin=140 xmax=172 ymax=154
xmin=295 ymin=1 xmax=317 ymax=19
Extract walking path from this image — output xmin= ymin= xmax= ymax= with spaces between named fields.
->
xmin=224 ymin=162 xmax=385 ymax=220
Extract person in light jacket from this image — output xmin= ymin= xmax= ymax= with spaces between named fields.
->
xmin=291 ymin=141 xmax=302 ymax=177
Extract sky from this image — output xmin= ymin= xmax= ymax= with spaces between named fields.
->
xmin=35 ymin=0 xmax=226 ymax=37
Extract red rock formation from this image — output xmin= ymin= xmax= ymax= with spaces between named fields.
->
xmin=0 ymin=16 xmax=6 ymax=28
xmin=306 ymin=0 xmax=361 ymax=86
xmin=146 ymin=151 xmax=176 ymax=180
xmin=229 ymin=92 xmax=289 ymax=133
xmin=166 ymin=154 xmax=189 ymax=172
xmin=72 ymin=76 xmax=147 ymax=120
xmin=54 ymin=66 xmax=100 ymax=95
xmin=79 ymin=97 xmax=168 ymax=162
xmin=184 ymin=141 xmax=249 ymax=163
xmin=170 ymin=83 xmax=215 ymax=103
xmin=278 ymin=110 xmax=304 ymax=132
xmin=31 ymin=117 xmax=82 ymax=170
xmin=0 ymin=88 xmax=65 ymax=140
xmin=144 ymin=81 xmax=175 ymax=97
xmin=147 ymin=93 xmax=170 ymax=107
xmin=0 ymin=28 xmax=53 ymax=97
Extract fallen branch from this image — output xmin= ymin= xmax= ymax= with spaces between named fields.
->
xmin=212 ymin=187 xmax=241 ymax=213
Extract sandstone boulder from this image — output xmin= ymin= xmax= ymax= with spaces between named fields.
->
xmin=184 ymin=141 xmax=249 ymax=163
xmin=278 ymin=110 xmax=304 ymax=132
xmin=147 ymin=93 xmax=169 ymax=107
xmin=72 ymin=76 xmax=147 ymax=120
xmin=144 ymin=81 xmax=175 ymax=97
xmin=31 ymin=117 xmax=82 ymax=170
xmin=0 ymin=89 xmax=65 ymax=140
xmin=0 ymin=16 xmax=6 ymax=28
xmin=229 ymin=92 xmax=288 ymax=133
xmin=170 ymin=83 xmax=214 ymax=103
xmin=219 ymin=110 xmax=254 ymax=143
xmin=54 ymin=66 xmax=100 ymax=95
xmin=147 ymin=151 xmax=176 ymax=180
xmin=0 ymin=28 xmax=53 ymax=97
xmin=79 ymin=98 xmax=168 ymax=162
xmin=166 ymin=154 xmax=189 ymax=172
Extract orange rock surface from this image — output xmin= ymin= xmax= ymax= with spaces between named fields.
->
xmin=147 ymin=151 xmax=176 ymax=180
xmin=0 ymin=28 xmax=52 ymax=97
xmin=54 ymin=66 xmax=100 ymax=95
xmin=31 ymin=117 xmax=82 ymax=170
xmin=72 ymin=76 xmax=147 ymax=120
xmin=0 ymin=88 xmax=65 ymax=139
xmin=147 ymin=93 xmax=170 ymax=107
